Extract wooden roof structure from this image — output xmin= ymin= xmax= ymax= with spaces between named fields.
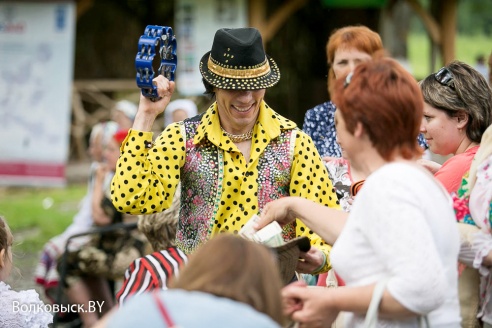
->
xmin=66 ymin=0 xmax=459 ymax=161
xmin=73 ymin=0 xmax=458 ymax=64
xmin=249 ymin=0 xmax=457 ymax=65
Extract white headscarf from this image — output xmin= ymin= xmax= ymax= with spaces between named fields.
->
xmin=164 ymin=99 xmax=198 ymax=127
xmin=90 ymin=121 xmax=119 ymax=147
xmin=113 ymin=100 xmax=138 ymax=121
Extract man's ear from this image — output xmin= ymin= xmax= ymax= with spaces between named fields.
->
xmin=456 ymin=111 xmax=469 ymax=130
xmin=0 ymin=248 xmax=5 ymax=268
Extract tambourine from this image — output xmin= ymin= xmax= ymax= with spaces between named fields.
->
xmin=135 ymin=25 xmax=177 ymax=101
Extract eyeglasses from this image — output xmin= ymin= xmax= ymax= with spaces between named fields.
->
xmin=434 ymin=67 xmax=455 ymax=90
xmin=344 ymin=72 xmax=353 ymax=89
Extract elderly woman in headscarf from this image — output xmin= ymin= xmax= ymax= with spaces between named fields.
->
xmin=163 ymin=99 xmax=198 ymax=128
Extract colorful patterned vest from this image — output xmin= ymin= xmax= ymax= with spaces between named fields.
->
xmin=175 ymin=114 xmax=296 ymax=254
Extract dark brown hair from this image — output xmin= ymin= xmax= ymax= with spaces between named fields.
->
xmin=202 ymin=78 xmax=216 ymax=99
xmin=419 ymin=60 xmax=492 ymax=143
xmin=332 ymin=56 xmax=424 ymax=161
xmin=170 ymin=234 xmax=285 ymax=325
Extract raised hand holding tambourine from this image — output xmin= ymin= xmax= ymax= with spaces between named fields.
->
xmin=135 ymin=25 xmax=177 ymax=102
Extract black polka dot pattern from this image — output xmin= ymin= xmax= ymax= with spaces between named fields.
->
xmin=110 ymin=102 xmax=340 ymax=270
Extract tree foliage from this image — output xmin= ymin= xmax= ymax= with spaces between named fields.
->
xmin=411 ymin=0 xmax=492 ymax=36
xmin=457 ymin=0 xmax=492 ymax=35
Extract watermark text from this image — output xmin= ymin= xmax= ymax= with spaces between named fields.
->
xmin=13 ymin=301 xmax=104 ymax=314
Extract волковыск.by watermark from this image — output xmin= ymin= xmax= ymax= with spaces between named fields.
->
xmin=13 ymin=301 xmax=105 ymax=314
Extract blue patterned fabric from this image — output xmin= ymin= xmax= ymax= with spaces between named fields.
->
xmin=302 ymin=101 xmax=428 ymax=158
xmin=302 ymin=101 xmax=341 ymax=158
xmin=417 ymin=132 xmax=428 ymax=150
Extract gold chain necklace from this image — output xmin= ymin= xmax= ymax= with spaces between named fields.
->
xmin=220 ymin=126 xmax=253 ymax=143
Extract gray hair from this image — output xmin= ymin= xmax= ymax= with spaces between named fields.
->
xmin=419 ymin=60 xmax=492 ymax=143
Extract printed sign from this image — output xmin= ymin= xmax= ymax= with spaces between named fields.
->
xmin=175 ymin=0 xmax=247 ymax=95
xmin=0 ymin=2 xmax=75 ymax=186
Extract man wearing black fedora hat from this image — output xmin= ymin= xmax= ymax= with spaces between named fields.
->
xmin=111 ymin=27 xmax=340 ymax=279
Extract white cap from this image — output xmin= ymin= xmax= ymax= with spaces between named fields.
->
xmin=113 ymin=100 xmax=137 ymax=121
xmin=89 ymin=121 xmax=119 ymax=147
xmin=164 ymin=99 xmax=198 ymax=127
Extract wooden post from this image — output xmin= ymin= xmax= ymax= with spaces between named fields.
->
xmin=405 ymin=0 xmax=441 ymax=45
xmin=488 ymin=51 xmax=492 ymax=85
xmin=249 ymin=0 xmax=266 ymax=37
xmin=404 ymin=0 xmax=442 ymax=74
xmin=248 ymin=0 xmax=309 ymax=46
xmin=71 ymin=86 xmax=88 ymax=161
xmin=76 ymin=0 xmax=94 ymax=20
xmin=440 ymin=0 xmax=457 ymax=64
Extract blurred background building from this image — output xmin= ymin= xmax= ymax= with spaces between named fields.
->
xmin=1 ymin=0 xmax=491 ymax=186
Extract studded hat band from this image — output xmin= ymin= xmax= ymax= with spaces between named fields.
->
xmin=207 ymin=56 xmax=271 ymax=79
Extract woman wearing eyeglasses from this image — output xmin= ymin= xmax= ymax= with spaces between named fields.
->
xmin=419 ymin=61 xmax=492 ymax=194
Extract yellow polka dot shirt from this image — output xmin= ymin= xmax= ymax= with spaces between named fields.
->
xmin=111 ymin=101 xmax=340 ymax=273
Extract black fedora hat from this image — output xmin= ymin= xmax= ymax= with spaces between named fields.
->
xmin=199 ymin=27 xmax=280 ymax=90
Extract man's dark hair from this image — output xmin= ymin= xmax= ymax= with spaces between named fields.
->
xmin=202 ymin=78 xmax=215 ymax=99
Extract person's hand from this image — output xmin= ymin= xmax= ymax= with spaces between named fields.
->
xmin=322 ymin=156 xmax=337 ymax=163
xmin=133 ymin=75 xmax=175 ymax=131
xmin=95 ymin=163 xmax=109 ymax=183
xmin=283 ymin=281 xmax=306 ymax=317
xmin=482 ymin=249 xmax=492 ymax=267
xmin=255 ymin=197 xmax=298 ymax=230
xmin=417 ymin=158 xmax=441 ymax=175
xmin=282 ymin=283 xmax=339 ymax=328
xmin=296 ymin=247 xmax=325 ymax=274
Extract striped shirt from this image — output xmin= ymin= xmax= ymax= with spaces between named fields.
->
xmin=116 ymin=247 xmax=188 ymax=305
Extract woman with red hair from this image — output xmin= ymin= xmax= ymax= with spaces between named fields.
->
xmin=256 ymin=57 xmax=461 ymax=327
xmin=303 ymin=25 xmax=384 ymax=160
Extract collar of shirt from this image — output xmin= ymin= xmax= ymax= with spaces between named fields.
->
xmin=193 ymin=100 xmax=297 ymax=147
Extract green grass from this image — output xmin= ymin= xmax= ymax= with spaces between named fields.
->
xmin=408 ymin=33 xmax=492 ymax=79
xmin=0 ymin=184 xmax=88 ymax=252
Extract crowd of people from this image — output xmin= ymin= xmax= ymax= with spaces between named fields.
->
xmin=1 ymin=24 xmax=492 ymax=328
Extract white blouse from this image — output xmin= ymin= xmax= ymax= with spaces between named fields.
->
xmin=330 ymin=162 xmax=461 ymax=327
xmin=0 ymin=281 xmax=52 ymax=327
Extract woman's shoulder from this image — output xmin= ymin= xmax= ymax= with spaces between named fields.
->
xmin=108 ymin=289 xmax=281 ymax=328
xmin=0 ymin=281 xmax=21 ymax=299
xmin=168 ymin=290 xmax=282 ymax=327
xmin=0 ymin=282 xmax=45 ymax=304
xmin=0 ymin=282 xmax=52 ymax=327
xmin=305 ymin=101 xmax=335 ymax=117
xmin=0 ymin=281 xmax=13 ymax=295
xmin=366 ymin=162 xmax=443 ymax=195
xmin=442 ymin=147 xmax=479 ymax=168
xmin=370 ymin=162 xmax=424 ymax=179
